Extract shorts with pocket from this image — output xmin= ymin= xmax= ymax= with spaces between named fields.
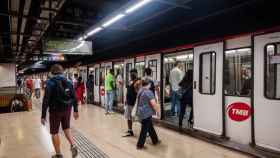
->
xmin=124 ymin=105 xmax=134 ymax=120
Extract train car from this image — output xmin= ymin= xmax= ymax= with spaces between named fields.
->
xmin=86 ymin=30 xmax=280 ymax=153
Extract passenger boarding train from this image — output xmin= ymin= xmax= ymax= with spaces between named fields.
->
xmin=39 ymin=29 xmax=280 ymax=153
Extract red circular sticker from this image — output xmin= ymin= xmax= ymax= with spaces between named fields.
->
xmin=100 ymin=88 xmax=105 ymax=96
xmin=227 ymin=102 xmax=251 ymax=122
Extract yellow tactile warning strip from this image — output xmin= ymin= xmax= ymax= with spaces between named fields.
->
xmin=72 ymin=128 xmax=109 ymax=158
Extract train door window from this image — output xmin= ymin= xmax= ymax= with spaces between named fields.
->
xmin=199 ymin=52 xmax=216 ymax=94
xmin=135 ymin=62 xmax=145 ymax=78
xmin=114 ymin=63 xmax=124 ymax=104
xmin=95 ymin=68 xmax=99 ymax=86
xmin=265 ymin=43 xmax=280 ymax=99
xmin=125 ymin=63 xmax=133 ymax=86
xmin=100 ymin=67 xmax=105 ymax=86
xmin=148 ymin=60 xmax=157 ymax=81
xmin=224 ymin=48 xmax=252 ymax=96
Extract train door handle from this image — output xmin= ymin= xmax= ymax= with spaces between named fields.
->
xmin=193 ymin=81 xmax=197 ymax=89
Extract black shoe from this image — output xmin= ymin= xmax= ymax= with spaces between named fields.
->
xmin=153 ymin=140 xmax=161 ymax=145
xmin=51 ymin=154 xmax=63 ymax=158
xmin=136 ymin=145 xmax=146 ymax=150
xmin=122 ymin=131 xmax=134 ymax=137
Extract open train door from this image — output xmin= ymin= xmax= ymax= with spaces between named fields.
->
xmin=193 ymin=42 xmax=224 ymax=135
xmin=93 ymin=64 xmax=100 ymax=104
xmin=254 ymin=32 xmax=280 ymax=151
xmin=100 ymin=62 xmax=113 ymax=107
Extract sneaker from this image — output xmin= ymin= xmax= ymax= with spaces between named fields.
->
xmin=71 ymin=145 xmax=78 ymax=158
xmin=51 ymin=154 xmax=63 ymax=158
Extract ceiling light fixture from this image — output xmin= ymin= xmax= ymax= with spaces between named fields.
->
xmin=87 ymin=27 xmax=103 ymax=36
xmin=125 ymin=0 xmax=152 ymax=14
xmin=102 ymin=14 xmax=125 ymax=28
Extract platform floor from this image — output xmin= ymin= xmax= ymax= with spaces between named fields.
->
xmin=0 ymin=98 xmax=252 ymax=158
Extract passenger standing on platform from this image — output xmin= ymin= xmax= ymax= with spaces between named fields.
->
xmin=143 ymin=68 xmax=159 ymax=99
xmin=105 ymin=69 xmax=115 ymax=114
xmin=73 ymin=74 xmax=78 ymax=88
xmin=41 ymin=64 xmax=79 ymax=158
xmin=136 ymin=79 xmax=160 ymax=149
xmin=123 ymin=69 xmax=138 ymax=137
xmin=75 ymin=76 xmax=85 ymax=105
xmin=34 ymin=76 xmax=42 ymax=99
xmin=178 ymin=70 xmax=193 ymax=130
xmin=169 ymin=61 xmax=184 ymax=116
xmin=86 ymin=74 xmax=94 ymax=104
xmin=26 ymin=76 xmax=33 ymax=99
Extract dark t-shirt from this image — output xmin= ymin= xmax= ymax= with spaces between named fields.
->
xmin=126 ymin=80 xmax=137 ymax=106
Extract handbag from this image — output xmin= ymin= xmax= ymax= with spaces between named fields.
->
xmin=131 ymin=91 xmax=143 ymax=122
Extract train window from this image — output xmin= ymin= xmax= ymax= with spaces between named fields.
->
xmin=199 ymin=52 xmax=216 ymax=94
xmin=125 ymin=63 xmax=133 ymax=86
xmin=95 ymin=68 xmax=99 ymax=86
xmin=148 ymin=60 xmax=157 ymax=81
xmin=224 ymin=48 xmax=252 ymax=96
xmin=265 ymin=43 xmax=280 ymax=99
xmin=135 ymin=62 xmax=145 ymax=78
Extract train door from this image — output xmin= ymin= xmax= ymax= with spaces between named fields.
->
xmin=254 ymin=32 xmax=280 ymax=151
xmin=100 ymin=62 xmax=112 ymax=107
xmin=124 ymin=58 xmax=135 ymax=104
xmin=163 ymin=51 xmax=193 ymax=125
xmin=135 ymin=56 xmax=145 ymax=78
xmin=146 ymin=54 xmax=161 ymax=102
xmin=224 ymin=36 xmax=252 ymax=144
xmin=193 ymin=42 xmax=223 ymax=135
xmin=114 ymin=62 xmax=124 ymax=107
xmin=93 ymin=64 xmax=100 ymax=104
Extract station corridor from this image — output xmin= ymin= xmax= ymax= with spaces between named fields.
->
xmin=0 ymin=98 xmax=252 ymax=158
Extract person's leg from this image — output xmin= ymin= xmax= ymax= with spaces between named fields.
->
xmin=179 ymin=104 xmax=187 ymax=128
xmin=175 ymin=93 xmax=181 ymax=116
xmin=137 ymin=118 xmax=149 ymax=148
xmin=109 ymin=91 xmax=113 ymax=112
xmin=49 ymin=112 xmax=62 ymax=156
xmin=51 ymin=134 xmax=62 ymax=155
xmin=147 ymin=118 xmax=159 ymax=144
xmin=170 ymin=90 xmax=176 ymax=115
xmin=62 ymin=109 xmax=78 ymax=158
xmin=188 ymin=105 xmax=194 ymax=125
xmin=105 ymin=92 xmax=109 ymax=113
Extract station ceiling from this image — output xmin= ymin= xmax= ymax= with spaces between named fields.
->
xmin=0 ymin=0 xmax=279 ymax=70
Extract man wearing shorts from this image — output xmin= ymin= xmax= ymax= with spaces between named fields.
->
xmin=123 ymin=69 xmax=139 ymax=137
xmin=41 ymin=64 xmax=79 ymax=158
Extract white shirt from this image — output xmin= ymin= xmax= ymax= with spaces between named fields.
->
xmin=169 ymin=67 xmax=184 ymax=91
xmin=34 ymin=79 xmax=41 ymax=89
xmin=116 ymin=74 xmax=123 ymax=85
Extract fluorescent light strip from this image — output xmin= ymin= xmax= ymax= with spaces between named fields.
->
xmin=102 ymin=14 xmax=125 ymax=28
xmin=87 ymin=27 xmax=103 ymax=36
xmin=125 ymin=0 xmax=152 ymax=14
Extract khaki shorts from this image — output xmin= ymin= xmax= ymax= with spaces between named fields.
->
xmin=124 ymin=105 xmax=134 ymax=120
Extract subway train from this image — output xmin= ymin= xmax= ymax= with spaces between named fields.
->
xmin=36 ymin=28 xmax=280 ymax=153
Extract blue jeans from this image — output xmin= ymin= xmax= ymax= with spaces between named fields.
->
xmin=105 ymin=91 xmax=114 ymax=113
xmin=171 ymin=90 xmax=180 ymax=115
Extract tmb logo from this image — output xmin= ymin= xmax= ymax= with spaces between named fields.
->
xmin=227 ymin=102 xmax=251 ymax=122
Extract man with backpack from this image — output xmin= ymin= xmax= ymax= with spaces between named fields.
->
xmin=41 ymin=64 xmax=79 ymax=158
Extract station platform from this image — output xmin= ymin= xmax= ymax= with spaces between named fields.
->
xmin=0 ymin=99 xmax=252 ymax=158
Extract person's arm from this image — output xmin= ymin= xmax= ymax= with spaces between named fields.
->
xmin=149 ymin=99 xmax=160 ymax=113
xmin=41 ymin=82 xmax=51 ymax=120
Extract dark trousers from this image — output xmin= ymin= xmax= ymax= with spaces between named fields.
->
xmin=179 ymin=104 xmax=193 ymax=127
xmin=137 ymin=117 xmax=159 ymax=147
